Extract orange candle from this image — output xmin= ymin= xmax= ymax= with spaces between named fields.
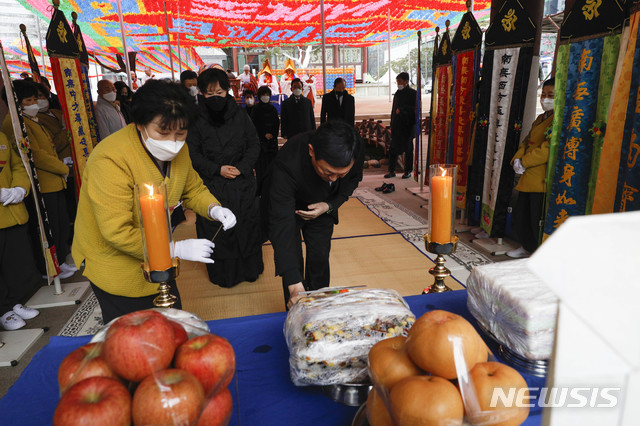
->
xmin=431 ymin=172 xmax=453 ymax=244
xmin=139 ymin=186 xmax=172 ymax=271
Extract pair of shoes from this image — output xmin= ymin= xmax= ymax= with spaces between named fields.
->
xmin=0 ymin=311 xmax=26 ymax=331
xmin=375 ymin=182 xmax=391 ymax=191
xmin=506 ymin=246 xmax=530 ymax=259
xmin=474 ymin=231 xmax=490 ymax=239
xmin=402 ymin=172 xmax=412 ymax=179
xmin=383 ymin=172 xmax=396 ymax=178
xmin=12 ymin=304 xmax=39 ymax=320
xmin=60 ymin=262 xmax=78 ymax=273
xmin=382 ymin=183 xmax=395 ymax=194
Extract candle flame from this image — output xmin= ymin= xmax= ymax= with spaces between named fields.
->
xmin=145 ymin=184 xmax=154 ymax=197
xmin=440 ymin=166 xmax=446 ymax=177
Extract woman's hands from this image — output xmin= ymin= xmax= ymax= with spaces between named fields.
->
xmin=220 ymin=165 xmax=241 ymax=179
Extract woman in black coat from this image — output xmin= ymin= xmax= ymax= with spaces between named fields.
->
xmin=186 ymin=68 xmax=263 ymax=287
xmin=250 ymin=86 xmax=280 ymax=196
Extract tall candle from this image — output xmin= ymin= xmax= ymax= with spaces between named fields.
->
xmin=139 ymin=185 xmax=172 ymax=270
xmin=431 ymin=172 xmax=453 ymax=244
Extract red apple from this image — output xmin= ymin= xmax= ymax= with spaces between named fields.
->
xmin=132 ymin=368 xmax=205 ymax=426
xmin=197 ymin=388 xmax=233 ymax=426
xmin=53 ymin=376 xmax=131 ymax=426
xmin=103 ymin=310 xmax=176 ymax=382
xmin=58 ymin=343 xmax=120 ymax=394
xmin=175 ymin=334 xmax=236 ymax=395
xmin=169 ymin=319 xmax=189 ymax=348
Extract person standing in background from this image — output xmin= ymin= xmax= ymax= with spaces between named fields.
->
xmin=385 ymin=72 xmax=416 ymax=179
xmin=141 ymin=67 xmax=155 ymax=85
xmin=95 ymin=79 xmax=127 ymax=140
xmin=239 ymin=64 xmax=258 ymax=96
xmin=114 ymin=81 xmax=133 ymax=124
xmin=243 ymin=88 xmax=256 ymax=116
xmin=258 ymin=59 xmax=280 ymax=95
xmin=280 ymin=78 xmax=315 ymax=140
xmin=320 ymin=78 xmax=355 ymax=127
xmin=250 ymin=86 xmax=280 ymax=196
xmin=40 ymin=77 xmax=61 ymax=110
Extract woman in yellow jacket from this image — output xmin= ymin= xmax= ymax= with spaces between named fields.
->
xmin=2 ymin=79 xmax=75 ymax=278
xmin=72 ymin=80 xmax=237 ymax=323
xmin=0 ymin=132 xmax=42 ymax=330
xmin=508 ymin=78 xmax=555 ymax=258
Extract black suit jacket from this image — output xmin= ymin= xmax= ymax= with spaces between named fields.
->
xmin=263 ymin=132 xmax=364 ymax=286
xmin=390 ymin=86 xmax=417 ymax=150
xmin=280 ymin=95 xmax=316 ymax=139
xmin=320 ymin=90 xmax=355 ymax=126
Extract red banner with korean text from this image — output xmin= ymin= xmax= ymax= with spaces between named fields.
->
xmin=452 ymin=50 xmax=475 ymax=209
xmin=430 ymin=66 xmax=452 ymax=166
xmin=50 ymin=57 xmax=94 ymax=189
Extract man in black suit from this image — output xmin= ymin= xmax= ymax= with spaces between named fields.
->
xmin=262 ymin=121 xmax=364 ymax=309
xmin=385 ymin=72 xmax=417 ymax=179
xmin=320 ymin=78 xmax=355 ymax=127
xmin=280 ymin=78 xmax=316 ymax=139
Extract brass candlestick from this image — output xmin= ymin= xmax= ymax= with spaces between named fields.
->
xmin=423 ymin=234 xmax=459 ymax=294
xmin=142 ymin=258 xmax=180 ymax=308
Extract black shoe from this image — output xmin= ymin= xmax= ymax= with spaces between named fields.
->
xmin=402 ymin=172 xmax=412 ymax=179
xmin=384 ymin=172 xmax=396 ymax=178
xmin=375 ymin=182 xmax=390 ymax=192
xmin=382 ymin=183 xmax=395 ymax=194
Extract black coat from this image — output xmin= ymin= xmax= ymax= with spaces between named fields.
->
xmin=262 ymin=132 xmax=364 ymax=286
xmin=186 ymin=95 xmax=263 ymax=286
xmin=280 ymin=95 xmax=315 ymax=139
xmin=250 ymin=101 xmax=281 ymax=195
xmin=390 ymin=86 xmax=417 ymax=152
xmin=320 ymin=90 xmax=355 ymax=127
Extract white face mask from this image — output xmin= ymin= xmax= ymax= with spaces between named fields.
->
xmin=141 ymin=127 xmax=185 ymax=162
xmin=37 ymin=99 xmax=49 ymax=112
xmin=260 ymin=95 xmax=270 ymax=104
xmin=246 ymin=98 xmax=255 ymax=106
xmin=103 ymin=91 xmax=117 ymax=102
xmin=293 ymin=88 xmax=302 ymax=97
xmin=189 ymin=86 xmax=199 ymax=97
xmin=22 ymin=104 xmax=40 ymax=117
xmin=540 ymin=98 xmax=554 ymax=112
xmin=397 ymin=84 xmax=405 ymax=91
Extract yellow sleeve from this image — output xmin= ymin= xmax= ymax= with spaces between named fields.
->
xmin=181 ymin=157 xmax=219 ymax=219
xmin=521 ymin=140 xmax=550 ymax=169
xmin=10 ymin=144 xmax=30 ymax=194
xmin=28 ymin=129 xmax=69 ymax=176
xmin=86 ymin=154 xmax=144 ymax=260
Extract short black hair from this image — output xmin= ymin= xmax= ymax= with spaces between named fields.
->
xmin=35 ymin=83 xmax=49 ymax=97
xmin=244 ymin=88 xmax=255 ymax=97
xmin=291 ymin=78 xmax=302 ymax=88
xmin=114 ymin=81 xmax=131 ymax=95
xmin=130 ymin=79 xmax=197 ymax=130
xmin=40 ymin=76 xmax=51 ymax=89
xmin=543 ymin=78 xmax=555 ymax=88
xmin=396 ymin=72 xmax=409 ymax=82
xmin=198 ymin=68 xmax=230 ymax=93
xmin=180 ymin=70 xmax=198 ymax=83
xmin=3 ymin=79 xmax=38 ymax=104
xmin=333 ymin=78 xmax=345 ymax=87
xmin=257 ymin=86 xmax=272 ymax=98
xmin=311 ymin=121 xmax=359 ymax=168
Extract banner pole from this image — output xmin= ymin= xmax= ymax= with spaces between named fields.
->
xmin=176 ymin=5 xmax=182 ymax=74
xmin=320 ymin=0 xmax=327 ymax=94
xmin=162 ymin=0 xmax=175 ymax=81
xmin=388 ymin=9 xmax=392 ymax=103
xmin=417 ymin=31 xmax=423 ymax=192
xmin=36 ymin=18 xmax=46 ymax=77
xmin=115 ymin=0 xmax=132 ymax=89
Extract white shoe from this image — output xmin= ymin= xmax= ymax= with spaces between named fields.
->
xmin=43 ymin=269 xmax=74 ymax=279
xmin=60 ymin=262 xmax=78 ymax=273
xmin=474 ymin=231 xmax=490 ymax=239
xmin=0 ymin=311 xmax=26 ymax=331
xmin=506 ymin=246 xmax=530 ymax=258
xmin=12 ymin=304 xmax=39 ymax=320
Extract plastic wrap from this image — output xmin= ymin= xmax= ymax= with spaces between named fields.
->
xmin=53 ymin=309 xmax=235 ymax=426
xmin=465 ymin=259 xmax=559 ymax=360
xmin=284 ymin=288 xmax=415 ymax=386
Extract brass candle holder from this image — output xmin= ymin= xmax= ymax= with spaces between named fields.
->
xmin=423 ymin=234 xmax=459 ymax=294
xmin=142 ymin=258 xmax=180 ymax=308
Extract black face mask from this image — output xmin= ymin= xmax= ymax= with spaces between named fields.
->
xmin=204 ymin=95 xmax=227 ymax=113
xmin=334 ymin=90 xmax=343 ymax=96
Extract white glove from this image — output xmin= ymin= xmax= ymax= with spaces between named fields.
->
xmin=513 ymin=159 xmax=526 ymax=174
xmin=174 ymin=239 xmax=215 ymax=264
xmin=63 ymin=157 xmax=73 ymax=166
xmin=1 ymin=187 xmax=27 ymax=206
xmin=209 ymin=205 xmax=237 ymax=230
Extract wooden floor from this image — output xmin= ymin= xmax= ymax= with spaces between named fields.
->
xmin=175 ymin=198 xmax=463 ymax=321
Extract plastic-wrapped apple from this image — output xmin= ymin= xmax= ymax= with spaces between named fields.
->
xmin=58 ymin=343 xmax=120 ymax=394
xmin=197 ymin=387 xmax=233 ymax=426
xmin=175 ymin=334 xmax=236 ymax=395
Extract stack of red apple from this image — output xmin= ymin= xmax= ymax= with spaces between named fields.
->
xmin=366 ymin=310 xmax=530 ymax=426
xmin=53 ymin=310 xmax=236 ymax=426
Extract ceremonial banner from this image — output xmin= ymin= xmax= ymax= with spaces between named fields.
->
xmin=20 ymin=24 xmax=42 ymax=82
xmin=592 ymin=8 xmax=640 ymax=214
xmin=450 ymin=10 xmax=483 ymax=208
xmin=0 ymin=42 xmax=60 ymax=280
xmin=426 ymin=31 xmax=440 ymax=176
xmin=414 ymin=32 xmax=422 ymax=182
xmin=73 ymin=16 xmax=101 ymax=148
xmin=430 ymin=28 xmax=453 ymax=166
xmin=543 ymin=0 xmax=625 ymax=238
xmin=478 ymin=0 xmax=537 ymax=236
xmin=46 ymin=5 xmax=94 ymax=188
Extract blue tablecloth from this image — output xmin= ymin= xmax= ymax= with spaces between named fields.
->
xmin=0 ymin=291 xmax=546 ymax=425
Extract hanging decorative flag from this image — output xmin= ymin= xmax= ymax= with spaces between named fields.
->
xmin=0 ymin=42 xmax=61 ymax=280
xmin=477 ymin=0 xmax=537 ymax=237
xmin=72 ymin=12 xmax=101 ymax=150
xmin=449 ymin=6 xmax=482 ymax=209
xmin=426 ymin=28 xmax=440 ymax=177
xmin=543 ymin=0 xmax=625 ymax=238
xmin=414 ymin=31 xmax=423 ymax=183
xmin=19 ymin=24 xmax=42 ymax=82
xmin=46 ymin=3 xmax=94 ymax=189
xmin=430 ymin=22 xmax=453 ymax=167
xmin=593 ymin=5 xmax=640 ymax=214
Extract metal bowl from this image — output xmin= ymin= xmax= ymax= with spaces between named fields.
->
xmin=323 ymin=383 xmax=372 ymax=406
